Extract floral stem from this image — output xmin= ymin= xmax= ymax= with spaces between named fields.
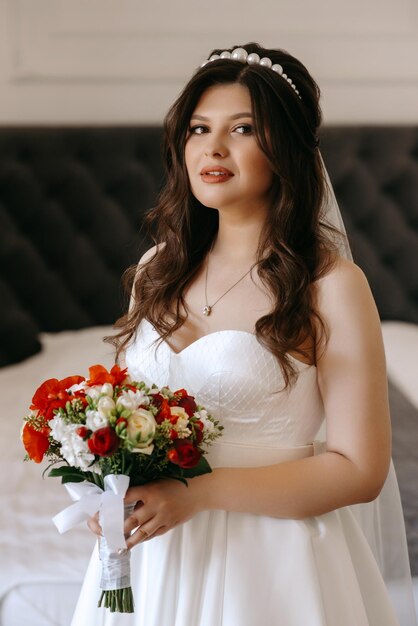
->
xmin=98 ymin=588 xmax=134 ymax=613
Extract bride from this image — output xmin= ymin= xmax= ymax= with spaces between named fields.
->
xmin=72 ymin=43 xmax=417 ymax=625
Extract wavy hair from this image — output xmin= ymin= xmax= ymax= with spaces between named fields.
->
xmin=108 ymin=42 xmax=344 ymax=387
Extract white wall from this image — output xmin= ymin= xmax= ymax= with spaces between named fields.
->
xmin=1 ymin=0 xmax=418 ymax=125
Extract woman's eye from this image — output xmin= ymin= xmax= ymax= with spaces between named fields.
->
xmin=188 ymin=125 xmax=207 ymax=135
xmin=234 ymin=124 xmax=253 ymax=135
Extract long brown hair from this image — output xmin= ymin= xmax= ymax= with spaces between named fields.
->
xmin=108 ymin=42 xmax=344 ymax=387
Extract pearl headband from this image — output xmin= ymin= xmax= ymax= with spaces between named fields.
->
xmin=200 ymin=47 xmax=301 ymax=99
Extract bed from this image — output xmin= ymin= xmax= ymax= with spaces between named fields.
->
xmin=0 ymin=126 xmax=417 ymax=625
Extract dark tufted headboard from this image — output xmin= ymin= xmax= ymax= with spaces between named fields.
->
xmin=1 ymin=126 xmax=418 ymax=366
xmin=0 ymin=128 xmax=162 ymax=365
xmin=321 ymin=127 xmax=418 ymax=324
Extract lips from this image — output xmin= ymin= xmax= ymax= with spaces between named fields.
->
xmin=200 ymin=166 xmax=234 ymax=183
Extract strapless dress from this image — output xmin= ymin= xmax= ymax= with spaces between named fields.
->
xmin=71 ymin=319 xmax=415 ymax=625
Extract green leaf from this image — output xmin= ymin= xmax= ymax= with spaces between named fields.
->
xmin=48 ymin=466 xmax=87 ymax=483
xmin=179 ymin=456 xmax=212 ymax=478
xmin=170 ymin=475 xmax=189 ymax=486
xmin=61 ymin=473 xmax=86 ymax=484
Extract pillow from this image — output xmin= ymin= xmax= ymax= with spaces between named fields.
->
xmin=0 ymin=281 xmax=41 ymax=367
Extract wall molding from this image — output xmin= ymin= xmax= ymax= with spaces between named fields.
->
xmin=2 ymin=0 xmax=417 ymax=124
xmin=9 ymin=0 xmax=418 ymax=84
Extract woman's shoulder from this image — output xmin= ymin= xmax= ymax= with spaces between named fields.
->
xmin=314 ymin=255 xmax=379 ymax=334
xmin=316 ymin=255 xmax=369 ymax=294
xmin=137 ymin=242 xmax=166 ymax=267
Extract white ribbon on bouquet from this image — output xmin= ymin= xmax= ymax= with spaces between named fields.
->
xmin=52 ymin=474 xmax=130 ymax=552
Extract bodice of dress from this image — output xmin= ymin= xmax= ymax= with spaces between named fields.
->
xmin=125 ymin=319 xmax=324 ymax=448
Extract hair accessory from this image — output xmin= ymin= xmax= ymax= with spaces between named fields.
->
xmin=200 ymin=47 xmax=301 ymax=99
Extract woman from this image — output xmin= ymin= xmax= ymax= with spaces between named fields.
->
xmin=72 ymin=43 xmax=416 ymax=625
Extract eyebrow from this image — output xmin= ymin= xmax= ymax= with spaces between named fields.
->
xmin=190 ymin=112 xmax=253 ymax=121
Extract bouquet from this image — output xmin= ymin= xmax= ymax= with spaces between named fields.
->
xmin=22 ymin=364 xmax=223 ymax=613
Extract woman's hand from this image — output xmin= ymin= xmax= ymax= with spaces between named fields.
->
xmin=123 ymin=477 xmax=203 ymax=549
xmin=86 ymin=473 xmax=213 ymax=543
xmin=87 ymin=511 xmax=102 ymax=537
xmin=86 ymin=477 xmax=205 ymax=545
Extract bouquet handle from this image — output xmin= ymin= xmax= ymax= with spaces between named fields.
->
xmin=98 ymin=502 xmax=136 ymax=613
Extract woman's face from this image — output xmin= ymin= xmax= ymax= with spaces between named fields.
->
xmin=184 ymin=83 xmax=273 ymax=217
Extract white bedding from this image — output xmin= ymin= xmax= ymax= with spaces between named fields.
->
xmin=381 ymin=321 xmax=418 ymax=408
xmin=0 ymin=322 xmax=416 ymax=626
xmin=0 ymin=327 xmax=115 ymax=626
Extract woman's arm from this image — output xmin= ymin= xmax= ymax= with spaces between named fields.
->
xmin=114 ymin=257 xmax=392 ymax=547
xmin=191 ymin=257 xmax=391 ymax=519
xmin=118 ymin=243 xmax=163 ymax=370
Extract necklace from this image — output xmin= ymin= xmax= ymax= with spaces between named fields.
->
xmin=203 ymin=243 xmax=253 ymax=316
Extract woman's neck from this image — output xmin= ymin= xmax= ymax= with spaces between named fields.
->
xmin=212 ymin=213 xmax=265 ymax=263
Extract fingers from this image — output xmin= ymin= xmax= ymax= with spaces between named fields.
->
xmin=124 ymin=500 xmax=145 ymax=536
xmin=123 ymin=498 xmax=167 ymax=548
xmin=87 ymin=511 xmax=102 ymax=537
xmin=124 ymin=513 xmax=141 ymax=537
xmin=126 ymin=522 xmax=167 ymax=549
xmin=126 ymin=526 xmax=149 ymax=549
xmin=125 ymin=485 xmax=145 ymax=505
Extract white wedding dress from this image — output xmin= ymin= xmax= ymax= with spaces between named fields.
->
xmin=72 ymin=318 xmax=416 ymax=626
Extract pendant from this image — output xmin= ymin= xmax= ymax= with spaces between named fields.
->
xmin=202 ymin=305 xmax=212 ymax=316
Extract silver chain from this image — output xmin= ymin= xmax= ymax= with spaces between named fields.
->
xmin=203 ymin=242 xmax=253 ymax=316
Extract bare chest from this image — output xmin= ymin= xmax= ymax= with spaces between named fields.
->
xmin=165 ymin=264 xmax=274 ymax=352
xmin=163 ymin=263 xmax=316 ymax=366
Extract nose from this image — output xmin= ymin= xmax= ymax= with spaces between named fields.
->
xmin=203 ymin=131 xmax=229 ymax=158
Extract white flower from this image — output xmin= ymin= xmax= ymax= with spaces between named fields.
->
xmin=49 ymin=417 xmax=99 ymax=472
xmin=66 ymin=381 xmax=87 ymax=394
xmin=127 ymin=408 xmax=156 ymax=448
xmin=49 ymin=421 xmax=95 ymax=470
xmin=168 ymin=407 xmax=192 ymax=439
xmin=116 ymin=389 xmax=149 ymax=412
xmin=85 ymin=385 xmax=101 ymax=401
xmin=132 ymin=443 xmax=154 ymax=455
xmin=85 ymin=409 xmax=108 ymax=431
xmin=176 ymin=427 xmax=192 ymax=439
xmin=49 ymin=415 xmax=70 ymax=442
xmin=101 ymin=383 xmax=114 ymax=397
xmin=169 ymin=406 xmax=189 ymax=421
xmin=97 ymin=396 xmax=116 ymax=419
xmin=195 ymin=409 xmax=215 ymax=433
xmin=175 ymin=416 xmax=189 ymax=431
xmin=60 ymin=427 xmax=96 ymax=471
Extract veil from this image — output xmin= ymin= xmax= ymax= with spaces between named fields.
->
xmin=317 ymin=151 xmax=417 ymax=626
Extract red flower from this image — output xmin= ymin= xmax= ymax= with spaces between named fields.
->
xmin=88 ymin=427 xmax=119 ymax=457
xmin=22 ymin=422 xmax=50 ymax=463
xmin=167 ymin=448 xmax=179 ymax=464
xmin=168 ymin=440 xmax=201 ymax=469
xmin=174 ymin=389 xmax=188 ymax=399
xmin=155 ymin=398 xmax=172 ymax=424
xmin=193 ymin=420 xmax=204 ymax=444
xmin=151 ymin=393 xmax=164 ymax=407
xmin=30 ymin=376 xmax=85 ymax=420
xmin=178 ymin=394 xmax=197 ymax=417
xmin=87 ymin=364 xmax=128 ymax=387
xmin=76 ymin=426 xmax=90 ymax=439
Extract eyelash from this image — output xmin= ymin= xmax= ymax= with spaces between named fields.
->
xmin=188 ymin=124 xmax=253 ymax=136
